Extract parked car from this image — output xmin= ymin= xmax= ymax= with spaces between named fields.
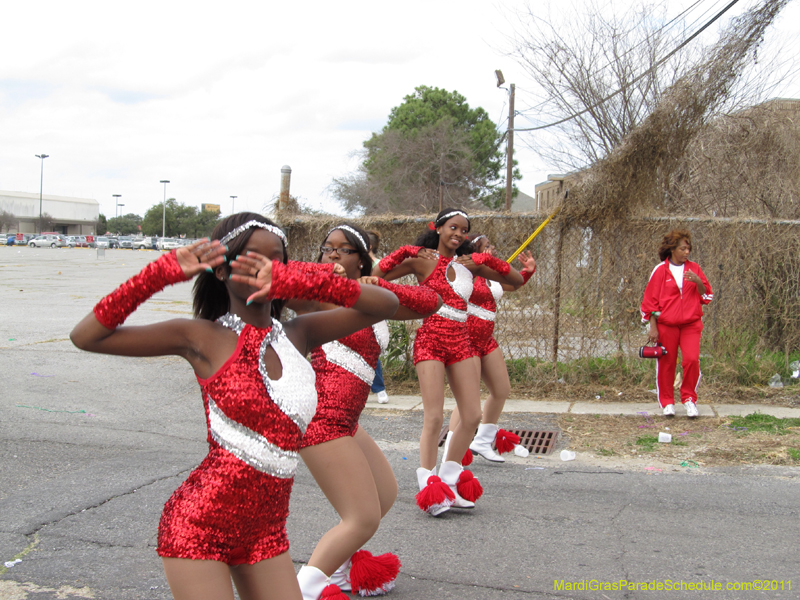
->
xmin=28 ymin=235 xmax=66 ymax=248
xmin=65 ymin=236 xmax=77 ymax=248
xmin=107 ymin=236 xmax=120 ymax=249
xmin=156 ymin=237 xmax=181 ymax=251
xmin=134 ymin=236 xmax=156 ymax=250
xmin=95 ymin=236 xmax=110 ymax=249
xmin=6 ymin=233 xmax=35 ymax=246
xmin=118 ymin=236 xmax=134 ymax=249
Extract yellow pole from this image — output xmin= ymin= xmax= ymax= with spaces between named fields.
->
xmin=506 ymin=206 xmax=561 ymax=263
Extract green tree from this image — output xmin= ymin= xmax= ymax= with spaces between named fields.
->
xmin=96 ymin=214 xmax=107 ymax=235
xmin=0 ymin=210 xmax=15 ymax=232
xmin=141 ymin=199 xmax=220 ymax=237
xmin=331 ymin=86 xmax=516 ymax=214
xmin=106 ymin=213 xmax=143 ymax=235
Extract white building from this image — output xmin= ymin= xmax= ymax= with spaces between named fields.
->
xmin=0 ymin=190 xmax=99 ymax=235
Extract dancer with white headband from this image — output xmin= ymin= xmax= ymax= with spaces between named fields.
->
xmin=290 ymin=223 xmax=442 ymax=599
xmin=70 ymin=212 xmax=400 ymax=600
xmin=373 ymin=209 xmax=523 ymax=516
xmin=442 ymin=233 xmax=537 ymax=464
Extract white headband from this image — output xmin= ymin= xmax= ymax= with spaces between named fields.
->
xmin=326 ymin=225 xmax=368 ymax=252
xmin=219 ymin=220 xmax=288 ymax=248
xmin=436 ymin=210 xmax=469 ymax=225
xmin=471 ymin=235 xmax=487 ymax=245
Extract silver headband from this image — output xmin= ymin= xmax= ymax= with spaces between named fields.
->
xmin=326 ymin=225 xmax=368 ymax=252
xmin=219 ymin=221 xmax=288 ymax=248
xmin=471 ymin=235 xmax=487 ymax=245
xmin=436 ymin=210 xmax=469 ymax=225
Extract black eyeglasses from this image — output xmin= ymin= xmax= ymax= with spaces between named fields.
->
xmin=320 ymin=246 xmax=358 ymax=255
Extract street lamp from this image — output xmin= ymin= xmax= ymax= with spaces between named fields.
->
xmin=230 ymin=195 xmax=237 ymax=214
xmin=160 ymin=180 xmax=170 ymax=238
xmin=35 ymin=154 xmax=49 ymax=233
xmin=113 ymin=194 xmax=122 ymax=219
xmin=495 ymin=70 xmax=515 ymax=211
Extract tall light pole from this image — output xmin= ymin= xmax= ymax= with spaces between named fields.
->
xmin=113 ymin=194 xmax=122 ymax=219
xmin=160 ymin=180 xmax=170 ymax=238
xmin=35 ymin=154 xmax=49 ymax=233
xmin=495 ymin=70 xmax=515 ymax=211
xmin=230 ymin=195 xmax=237 ymax=214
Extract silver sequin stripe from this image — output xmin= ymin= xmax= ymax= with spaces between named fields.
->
xmin=217 ymin=312 xmax=246 ymax=335
xmin=467 ymin=303 xmax=496 ymax=322
xmin=207 ymin=395 xmax=298 ymax=479
xmin=321 ymin=340 xmax=375 ymax=384
xmin=435 ymin=303 xmax=468 ymax=322
xmin=259 ymin=320 xmax=317 ymax=434
xmin=219 ymin=221 xmax=288 ymax=247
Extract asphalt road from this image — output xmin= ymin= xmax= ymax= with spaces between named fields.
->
xmin=1 ymin=248 xmax=798 ymax=599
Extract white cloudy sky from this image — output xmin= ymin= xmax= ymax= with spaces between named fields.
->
xmin=2 ymin=0 xmax=798 ymax=219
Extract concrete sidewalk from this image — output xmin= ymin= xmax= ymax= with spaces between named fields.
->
xmin=365 ymin=394 xmax=800 ymax=418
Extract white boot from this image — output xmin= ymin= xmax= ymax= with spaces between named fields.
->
xmin=297 ymin=565 xmax=333 ymax=600
xmin=416 ymin=466 xmax=450 ymax=516
xmin=438 ymin=461 xmax=475 ymax=509
xmin=441 ymin=431 xmax=453 ymax=462
xmin=329 ymin=557 xmax=351 ymax=592
xmin=469 ymin=423 xmax=505 ymax=463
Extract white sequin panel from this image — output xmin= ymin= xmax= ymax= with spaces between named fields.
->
xmin=487 ymin=279 xmax=505 ymax=304
xmin=207 ymin=395 xmax=298 ymax=478
xmin=446 ymin=259 xmax=473 ymax=302
xmin=467 ymin=303 xmax=496 ymax=322
xmin=260 ymin=320 xmax=317 ymax=434
xmin=321 ymin=340 xmax=375 ymax=384
xmin=217 ymin=312 xmax=245 ymax=335
xmin=372 ymin=321 xmax=390 ymax=354
xmin=436 ymin=304 xmax=468 ymax=322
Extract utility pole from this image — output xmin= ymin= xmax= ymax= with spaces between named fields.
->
xmin=160 ymin=180 xmax=170 ymax=238
xmin=279 ymin=166 xmax=291 ymax=211
xmin=230 ymin=195 xmax=237 ymax=214
xmin=505 ymin=83 xmax=515 ymax=211
xmin=35 ymin=154 xmax=49 ymax=233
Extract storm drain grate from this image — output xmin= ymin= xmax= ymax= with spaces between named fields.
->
xmin=437 ymin=426 xmax=559 ymax=455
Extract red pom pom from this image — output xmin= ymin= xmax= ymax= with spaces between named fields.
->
xmin=461 ymin=449 xmax=473 ymax=466
xmin=456 ymin=469 xmax=483 ymax=502
xmin=495 ymin=429 xmax=521 ymax=454
xmin=320 ymin=583 xmax=349 ymax=599
xmin=428 ymin=221 xmax=436 ymax=230
xmin=350 ymin=550 xmax=402 ymax=596
xmin=415 ymin=475 xmax=454 ymax=512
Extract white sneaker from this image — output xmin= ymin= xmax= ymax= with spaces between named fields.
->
xmin=662 ymin=404 xmax=675 ymax=417
xmin=377 ymin=390 xmax=389 ymax=404
xmin=684 ymin=400 xmax=699 ymax=418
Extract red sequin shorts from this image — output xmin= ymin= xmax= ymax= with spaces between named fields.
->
xmin=301 ymin=379 xmax=369 ymax=448
xmin=157 ymin=449 xmax=293 ymax=565
xmin=468 ymin=316 xmax=500 ymax=358
xmin=413 ymin=315 xmax=478 ymax=366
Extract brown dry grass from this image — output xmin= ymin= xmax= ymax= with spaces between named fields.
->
xmin=558 ymin=413 xmax=800 ymax=467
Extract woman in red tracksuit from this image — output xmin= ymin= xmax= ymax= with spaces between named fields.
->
xmin=640 ymin=229 xmax=713 ymax=418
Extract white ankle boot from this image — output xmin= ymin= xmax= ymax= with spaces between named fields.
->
xmin=297 ymin=565 xmax=338 ymax=600
xmin=415 ymin=466 xmax=451 ymax=516
xmin=438 ymin=461 xmax=475 ymax=508
xmin=469 ymin=423 xmax=504 ymax=462
xmin=329 ymin=557 xmax=351 ymax=592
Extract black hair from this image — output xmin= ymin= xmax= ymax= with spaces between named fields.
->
xmin=317 ymin=222 xmax=372 ymax=277
xmin=413 ymin=208 xmax=473 ymax=256
xmin=367 ymin=230 xmax=380 ymax=253
xmin=193 ymin=212 xmax=289 ymax=321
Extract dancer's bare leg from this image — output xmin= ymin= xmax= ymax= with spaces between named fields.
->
xmin=416 ymin=360 xmax=446 ymax=469
xmin=300 ymin=437 xmax=382 ymax=576
xmin=479 ymin=348 xmax=511 ymax=424
xmin=444 ymin=358 xmax=482 ymax=462
xmin=230 ymin=553 xmax=303 ymax=600
xmin=162 ymin=558 xmax=236 ymax=600
xmin=353 ymin=425 xmax=398 ymax=517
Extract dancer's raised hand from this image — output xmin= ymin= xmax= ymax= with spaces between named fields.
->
xmin=230 ymin=252 xmax=274 ymax=304
xmin=175 ymin=239 xmax=227 ymax=278
xmin=517 ymin=251 xmax=537 ymax=274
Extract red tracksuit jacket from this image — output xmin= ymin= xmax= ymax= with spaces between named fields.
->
xmin=640 ymin=259 xmax=713 ymax=326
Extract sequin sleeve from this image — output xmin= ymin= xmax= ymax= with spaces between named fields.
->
xmin=378 ymin=246 xmax=421 ymax=273
xmin=521 ymin=269 xmax=535 ymax=284
xmin=471 ymin=253 xmax=511 ymax=276
xmin=93 ymin=251 xmax=189 ymax=330
xmin=374 ymin=279 xmax=440 ymax=315
xmin=287 ymin=260 xmax=336 ymax=275
xmin=268 ymin=260 xmax=360 ymax=308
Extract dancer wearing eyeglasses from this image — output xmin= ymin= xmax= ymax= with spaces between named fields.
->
xmin=290 ymin=223 xmax=441 ymax=599
xmin=373 ymin=209 xmax=523 ymax=516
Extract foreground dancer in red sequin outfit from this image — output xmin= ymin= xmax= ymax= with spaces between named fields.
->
xmin=443 ymin=234 xmax=537 ymax=463
xmin=70 ymin=213 xmax=399 ymax=600
xmin=289 ymin=224 xmax=441 ymax=599
xmin=373 ymin=209 xmax=523 ymax=516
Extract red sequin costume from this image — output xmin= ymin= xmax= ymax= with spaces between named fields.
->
xmin=412 ymin=256 xmax=476 ymax=366
xmin=158 ymin=315 xmax=317 ymax=564
xmin=92 ymin=252 xmax=365 ymax=565
xmin=302 ymin=279 xmax=439 ymax=447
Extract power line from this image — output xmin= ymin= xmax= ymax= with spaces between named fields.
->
xmin=512 ymin=0 xmax=742 ymax=132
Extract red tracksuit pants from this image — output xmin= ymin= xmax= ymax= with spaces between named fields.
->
xmin=655 ymin=319 xmax=703 ymax=407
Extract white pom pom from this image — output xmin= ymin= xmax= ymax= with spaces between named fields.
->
xmin=514 ymin=444 xmax=530 ymax=457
